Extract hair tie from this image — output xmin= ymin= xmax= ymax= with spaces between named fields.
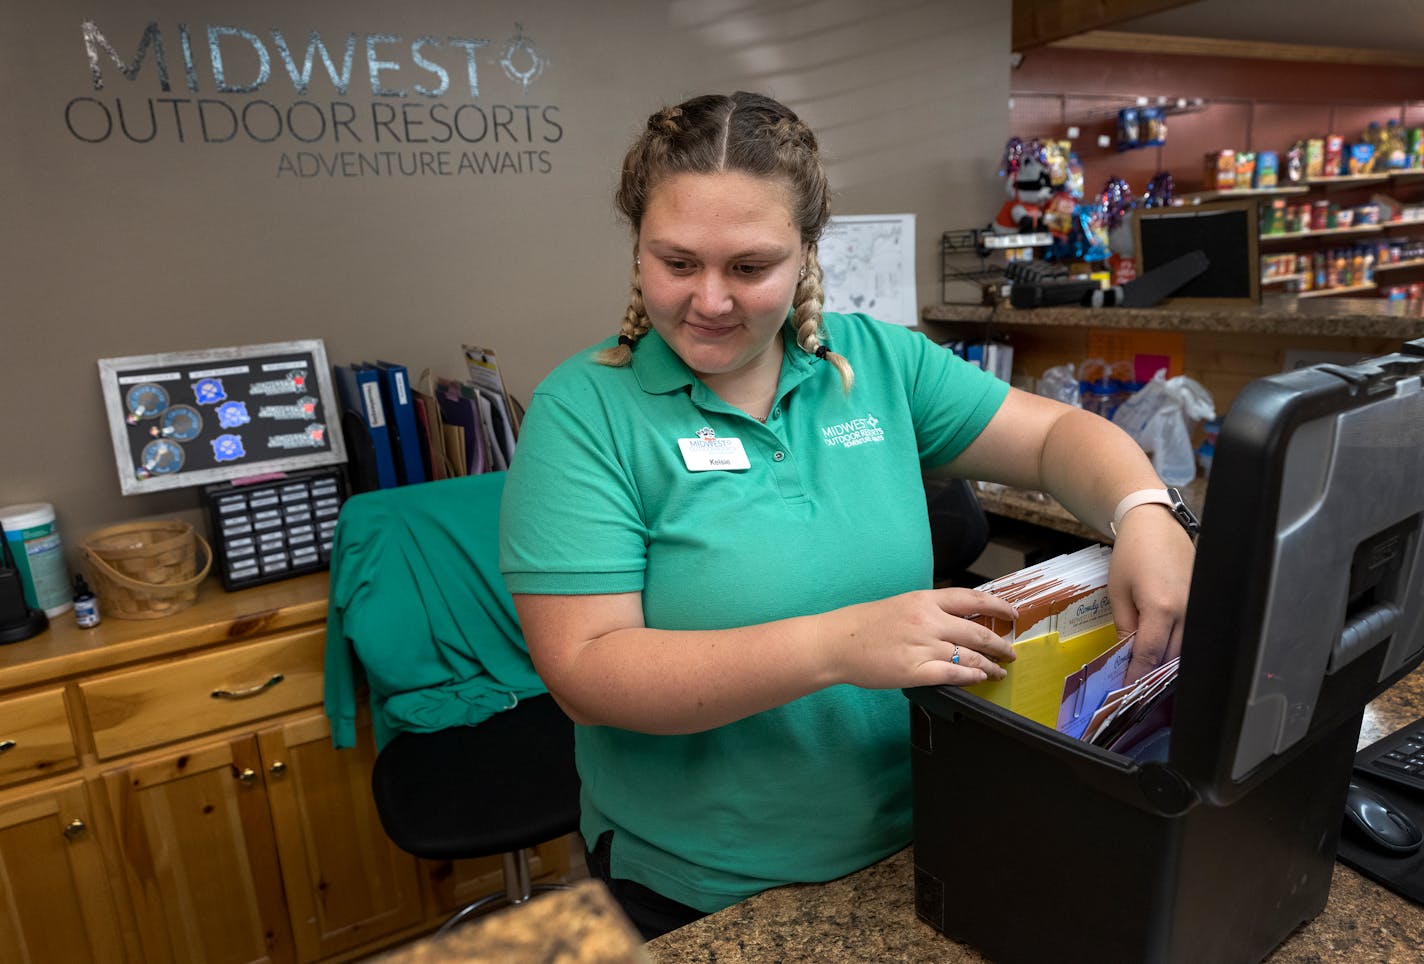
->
xmin=618 ymin=334 xmax=636 ymax=347
xmin=815 ymin=345 xmax=829 ymax=359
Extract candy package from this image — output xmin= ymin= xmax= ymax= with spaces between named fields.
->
xmin=1348 ymin=142 xmax=1376 ymax=175
xmin=1205 ymin=150 xmax=1236 ymax=190
xmin=1255 ymin=151 xmax=1278 ymax=188
xmin=1140 ymin=107 xmax=1167 ymax=146
xmin=1117 ymin=108 xmax=1140 ymax=151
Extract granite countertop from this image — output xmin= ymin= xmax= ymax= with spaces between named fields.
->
xmin=647 ymin=667 xmax=1424 ymax=963
xmin=920 ymin=293 xmax=1424 ymax=338
xmin=375 ymin=880 xmax=649 ymax=964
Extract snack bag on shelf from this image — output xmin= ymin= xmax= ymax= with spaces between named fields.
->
xmin=1255 ymin=151 xmax=1279 ymax=188
xmin=1305 ymin=138 xmax=1325 ymax=177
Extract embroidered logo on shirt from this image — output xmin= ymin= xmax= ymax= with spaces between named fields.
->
xmin=821 ymin=413 xmax=884 ymax=449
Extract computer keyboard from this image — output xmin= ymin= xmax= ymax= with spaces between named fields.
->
xmin=1355 ymin=716 xmax=1424 ymax=795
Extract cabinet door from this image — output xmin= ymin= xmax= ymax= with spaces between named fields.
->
xmin=0 ymin=780 xmax=128 ymax=963
xmin=257 ymin=713 xmax=423 ymax=960
xmin=102 ymin=736 xmax=296 ymax=964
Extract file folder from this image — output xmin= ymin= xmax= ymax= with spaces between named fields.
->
xmin=436 ymin=379 xmax=486 ymax=476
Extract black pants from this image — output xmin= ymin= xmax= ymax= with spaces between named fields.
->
xmin=586 ymin=830 xmax=708 ymax=941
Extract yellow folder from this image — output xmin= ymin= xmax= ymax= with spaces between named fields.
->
xmin=964 ymin=621 xmax=1121 ymax=728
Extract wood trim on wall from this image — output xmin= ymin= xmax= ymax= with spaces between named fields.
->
xmin=1051 ymin=29 xmax=1424 ymax=69
xmin=1012 ymin=1 xmax=1196 ymax=51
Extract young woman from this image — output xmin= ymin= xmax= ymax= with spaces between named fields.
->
xmin=500 ymin=91 xmax=1195 ymax=939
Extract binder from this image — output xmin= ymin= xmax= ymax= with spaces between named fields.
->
xmin=375 ymin=360 xmax=427 ymax=486
xmin=334 ymin=363 xmax=398 ymax=490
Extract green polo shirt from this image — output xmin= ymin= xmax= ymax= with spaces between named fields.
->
xmin=500 ymin=311 xmax=1008 ymax=912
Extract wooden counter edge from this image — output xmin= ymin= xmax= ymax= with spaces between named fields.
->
xmin=0 ymin=572 xmax=330 ymax=693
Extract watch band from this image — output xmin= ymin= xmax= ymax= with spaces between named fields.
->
xmin=1110 ymin=487 xmax=1201 ymax=539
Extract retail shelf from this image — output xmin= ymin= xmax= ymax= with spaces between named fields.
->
xmin=978 ymin=231 xmax=1052 ymax=249
xmin=1305 ymin=173 xmax=1392 ymax=191
xmin=1296 ymin=282 xmax=1378 ymax=299
xmin=1373 ymin=258 xmax=1424 ymax=273
xmin=1260 ymin=224 xmax=1383 ymax=242
xmin=1179 ymin=186 xmax=1309 ymax=204
xmin=1261 ymin=273 xmax=1307 ymax=286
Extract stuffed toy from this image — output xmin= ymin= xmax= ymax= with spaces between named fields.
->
xmin=993 ymin=137 xmax=1054 ymax=235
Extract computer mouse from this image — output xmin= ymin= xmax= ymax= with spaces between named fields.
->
xmin=1342 ymin=783 xmax=1424 ymax=856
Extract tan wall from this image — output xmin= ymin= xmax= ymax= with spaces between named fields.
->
xmin=1 ymin=0 xmax=1010 ymax=565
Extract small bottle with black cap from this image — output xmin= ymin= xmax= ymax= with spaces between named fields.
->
xmin=72 ymin=573 xmax=100 ymax=629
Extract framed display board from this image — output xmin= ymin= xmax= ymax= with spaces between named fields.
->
xmin=98 ymin=340 xmax=347 ymax=496
xmin=1131 ymin=199 xmax=1261 ymax=306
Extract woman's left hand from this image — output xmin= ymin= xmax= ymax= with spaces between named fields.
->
xmin=1107 ymin=505 xmax=1196 ymax=684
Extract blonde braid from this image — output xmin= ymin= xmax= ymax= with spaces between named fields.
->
xmin=594 ymin=242 xmax=654 ymax=367
xmin=793 ymin=243 xmax=853 ymax=392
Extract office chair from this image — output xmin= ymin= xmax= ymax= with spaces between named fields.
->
xmin=326 ymin=472 xmax=581 ymax=936
xmin=924 ymin=475 xmax=991 ymax=586
xmin=370 ymin=691 xmax=581 ymax=934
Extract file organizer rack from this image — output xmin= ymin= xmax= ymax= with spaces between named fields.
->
xmin=908 ymin=339 xmax=1424 ymax=964
xmin=204 ymin=467 xmax=344 ymax=590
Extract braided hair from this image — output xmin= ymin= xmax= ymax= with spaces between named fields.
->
xmin=595 ymin=92 xmax=853 ymax=392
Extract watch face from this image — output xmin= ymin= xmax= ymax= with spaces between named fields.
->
xmin=125 ymin=382 xmax=170 ymax=421
xmin=138 ymin=438 xmax=185 ymax=477
xmin=157 ymin=404 xmax=204 ymax=441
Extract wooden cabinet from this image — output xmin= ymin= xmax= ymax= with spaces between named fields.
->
xmin=103 ymin=735 xmax=296 ymax=964
xmin=0 ymin=686 xmax=78 ymax=788
xmin=0 ymin=780 xmax=128 ymax=963
xmin=80 ymin=627 xmax=326 ymax=760
xmin=0 ymin=574 xmax=573 ymax=962
xmin=258 ymin=713 xmax=424 ymax=961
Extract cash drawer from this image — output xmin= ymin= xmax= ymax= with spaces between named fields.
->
xmin=0 ymin=687 xmax=78 ymax=787
xmin=80 ymin=627 xmax=325 ymax=759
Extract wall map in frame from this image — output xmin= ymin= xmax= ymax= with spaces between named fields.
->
xmin=98 ymin=340 xmax=348 ymax=496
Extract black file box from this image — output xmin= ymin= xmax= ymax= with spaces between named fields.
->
xmin=908 ymin=339 xmax=1424 ymax=963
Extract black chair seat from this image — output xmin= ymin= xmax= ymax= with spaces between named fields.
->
xmin=371 ymin=692 xmax=580 ymax=862
xmin=925 ymin=475 xmax=990 ymax=585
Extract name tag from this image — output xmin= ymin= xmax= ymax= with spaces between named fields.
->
xmin=678 ymin=436 xmax=751 ymax=471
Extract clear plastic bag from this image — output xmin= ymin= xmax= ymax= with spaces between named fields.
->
xmin=1036 ymin=363 xmax=1082 ymax=408
xmin=1110 ymin=371 xmax=1216 ymax=486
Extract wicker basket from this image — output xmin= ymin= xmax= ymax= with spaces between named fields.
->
xmin=81 ymin=520 xmax=212 ymax=620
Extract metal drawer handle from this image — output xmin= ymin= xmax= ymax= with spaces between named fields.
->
xmin=211 ymin=673 xmax=285 ymax=700
xmin=0 ymin=740 xmax=14 ymax=755
xmin=63 ymin=819 xmax=86 ymax=840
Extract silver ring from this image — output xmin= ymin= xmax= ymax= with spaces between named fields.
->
xmin=951 ymin=645 xmax=961 ymax=665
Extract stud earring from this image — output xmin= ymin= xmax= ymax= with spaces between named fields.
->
xmin=799 ymin=265 xmax=806 ymax=278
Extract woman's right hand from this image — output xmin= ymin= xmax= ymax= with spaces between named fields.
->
xmin=820 ymin=588 xmax=1018 ymax=690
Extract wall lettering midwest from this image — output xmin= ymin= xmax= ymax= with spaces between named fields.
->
xmin=66 ymin=19 xmax=561 ymax=177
